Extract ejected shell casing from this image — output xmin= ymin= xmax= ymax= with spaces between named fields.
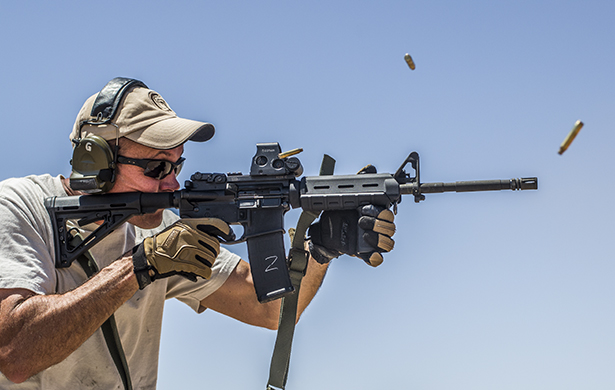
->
xmin=404 ymin=53 xmax=416 ymax=70
xmin=558 ymin=120 xmax=584 ymax=155
xmin=278 ymin=148 xmax=303 ymax=158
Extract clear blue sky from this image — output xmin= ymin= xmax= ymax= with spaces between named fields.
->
xmin=1 ymin=1 xmax=614 ymax=389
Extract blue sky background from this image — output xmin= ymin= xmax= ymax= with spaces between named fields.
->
xmin=1 ymin=1 xmax=614 ymax=389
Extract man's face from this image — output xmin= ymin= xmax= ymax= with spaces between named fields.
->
xmin=108 ymin=138 xmax=184 ymax=229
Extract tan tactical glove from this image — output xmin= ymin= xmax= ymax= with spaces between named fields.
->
xmin=132 ymin=218 xmax=235 ymax=289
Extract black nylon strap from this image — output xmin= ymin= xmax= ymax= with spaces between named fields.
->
xmin=266 ymin=211 xmax=319 ymax=390
xmin=70 ymin=234 xmax=133 ymax=390
xmin=90 ymin=77 xmax=148 ymax=124
xmin=266 ymin=154 xmax=336 ymax=390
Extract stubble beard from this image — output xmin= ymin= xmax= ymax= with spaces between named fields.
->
xmin=128 ymin=209 xmax=165 ymax=230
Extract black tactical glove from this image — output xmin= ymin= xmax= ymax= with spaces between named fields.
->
xmin=307 ymin=204 xmax=395 ymax=267
xmin=132 ymin=218 xmax=235 ymax=289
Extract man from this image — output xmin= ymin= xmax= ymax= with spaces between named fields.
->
xmin=0 ymin=78 xmax=395 ymax=388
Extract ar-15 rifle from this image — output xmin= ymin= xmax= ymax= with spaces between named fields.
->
xmin=45 ymin=143 xmax=537 ymax=303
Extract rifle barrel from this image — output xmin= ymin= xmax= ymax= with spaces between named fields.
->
xmin=400 ymin=177 xmax=538 ymax=194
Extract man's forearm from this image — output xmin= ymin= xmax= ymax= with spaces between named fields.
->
xmin=0 ymin=255 xmax=138 ymax=383
xmin=295 ymin=256 xmax=329 ymax=322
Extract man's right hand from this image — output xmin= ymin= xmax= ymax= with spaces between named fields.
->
xmin=132 ymin=218 xmax=235 ymax=289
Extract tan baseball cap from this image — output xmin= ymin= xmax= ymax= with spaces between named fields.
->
xmin=69 ymin=85 xmax=215 ymax=150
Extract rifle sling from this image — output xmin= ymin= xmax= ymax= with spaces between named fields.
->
xmin=70 ymin=234 xmax=133 ymax=390
xmin=267 ymin=154 xmax=335 ymax=390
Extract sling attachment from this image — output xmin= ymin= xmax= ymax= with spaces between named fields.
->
xmin=266 ymin=154 xmax=336 ymax=390
xmin=69 ymin=233 xmax=133 ymax=390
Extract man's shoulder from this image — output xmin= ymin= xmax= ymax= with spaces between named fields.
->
xmin=0 ymin=174 xmax=65 ymax=200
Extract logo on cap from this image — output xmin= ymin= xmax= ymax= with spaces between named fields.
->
xmin=150 ymin=93 xmax=172 ymax=111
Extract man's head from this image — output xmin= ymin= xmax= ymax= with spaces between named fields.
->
xmin=69 ymin=77 xmax=214 ymax=194
xmin=68 ymin=77 xmax=214 ymax=228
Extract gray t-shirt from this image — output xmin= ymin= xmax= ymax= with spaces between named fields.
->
xmin=0 ymin=174 xmax=241 ymax=389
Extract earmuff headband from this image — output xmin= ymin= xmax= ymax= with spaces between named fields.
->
xmin=90 ymin=77 xmax=148 ymax=125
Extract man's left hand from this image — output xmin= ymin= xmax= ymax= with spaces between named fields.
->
xmin=307 ymin=204 xmax=396 ymax=267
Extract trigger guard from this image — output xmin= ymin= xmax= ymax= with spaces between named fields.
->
xmin=220 ymin=225 xmax=245 ymax=245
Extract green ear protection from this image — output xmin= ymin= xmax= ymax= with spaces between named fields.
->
xmin=69 ymin=134 xmax=117 ymax=193
xmin=69 ymin=77 xmax=147 ymax=193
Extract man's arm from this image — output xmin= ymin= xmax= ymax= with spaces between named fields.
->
xmin=0 ymin=255 xmax=139 ymax=384
xmin=200 ymin=254 xmax=329 ymax=330
xmin=200 ymin=204 xmax=397 ymax=329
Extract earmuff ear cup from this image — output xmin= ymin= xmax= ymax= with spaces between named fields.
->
xmin=69 ymin=135 xmax=116 ymax=193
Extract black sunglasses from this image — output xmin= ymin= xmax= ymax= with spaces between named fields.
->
xmin=116 ymin=156 xmax=186 ymax=180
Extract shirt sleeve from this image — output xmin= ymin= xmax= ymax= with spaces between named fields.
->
xmin=0 ymin=176 xmax=60 ymax=294
xmin=165 ymin=247 xmax=241 ymax=313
